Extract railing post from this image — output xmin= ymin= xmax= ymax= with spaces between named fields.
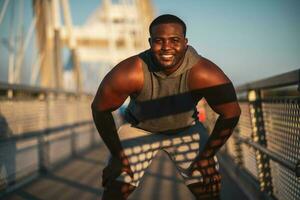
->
xmin=233 ymin=128 xmax=243 ymax=166
xmin=233 ymin=97 xmax=249 ymax=167
xmin=38 ymin=92 xmax=51 ymax=173
xmin=248 ymin=90 xmax=273 ymax=197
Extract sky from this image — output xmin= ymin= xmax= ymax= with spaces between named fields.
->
xmin=0 ymin=0 xmax=299 ymax=86
xmin=152 ymin=0 xmax=300 ymax=85
xmin=70 ymin=0 xmax=300 ymax=86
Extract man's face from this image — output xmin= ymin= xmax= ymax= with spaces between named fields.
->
xmin=149 ymin=23 xmax=188 ymax=73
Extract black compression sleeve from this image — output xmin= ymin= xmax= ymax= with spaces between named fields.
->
xmin=92 ymin=109 xmax=123 ymax=158
xmin=203 ymin=82 xmax=237 ymax=105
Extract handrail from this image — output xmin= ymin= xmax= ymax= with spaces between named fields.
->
xmin=204 ymin=69 xmax=300 ymax=199
xmin=236 ymin=136 xmax=300 ymax=177
xmin=236 ymin=69 xmax=300 ymax=92
xmin=0 ymin=81 xmax=93 ymax=96
xmin=0 ymin=120 xmax=94 ymax=144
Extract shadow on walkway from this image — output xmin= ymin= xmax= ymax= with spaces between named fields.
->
xmin=4 ymin=144 xmax=248 ymax=200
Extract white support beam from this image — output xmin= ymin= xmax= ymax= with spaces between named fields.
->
xmin=15 ymin=15 xmax=37 ymax=83
xmin=0 ymin=0 xmax=10 ymax=25
xmin=61 ymin=0 xmax=76 ymax=48
xmin=8 ymin=0 xmax=16 ymax=84
xmin=51 ymin=0 xmax=61 ymax=30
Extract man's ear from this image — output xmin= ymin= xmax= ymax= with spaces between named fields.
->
xmin=185 ymin=38 xmax=188 ymax=47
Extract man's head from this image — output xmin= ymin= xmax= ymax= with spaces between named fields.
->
xmin=149 ymin=14 xmax=186 ymax=37
xmin=148 ymin=14 xmax=188 ymax=74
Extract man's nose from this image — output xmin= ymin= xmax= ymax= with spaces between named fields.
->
xmin=161 ymin=40 xmax=171 ymax=50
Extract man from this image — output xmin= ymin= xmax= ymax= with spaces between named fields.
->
xmin=91 ymin=14 xmax=241 ymax=200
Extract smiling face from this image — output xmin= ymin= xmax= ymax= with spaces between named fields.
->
xmin=149 ymin=23 xmax=188 ymax=75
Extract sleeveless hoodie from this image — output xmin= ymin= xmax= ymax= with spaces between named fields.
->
xmin=124 ymin=46 xmax=202 ymax=132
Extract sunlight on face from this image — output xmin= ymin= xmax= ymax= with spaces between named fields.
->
xmin=149 ymin=23 xmax=188 ymax=75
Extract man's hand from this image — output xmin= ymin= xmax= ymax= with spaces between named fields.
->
xmin=102 ymin=152 xmax=134 ymax=187
xmin=188 ymin=155 xmax=221 ymax=196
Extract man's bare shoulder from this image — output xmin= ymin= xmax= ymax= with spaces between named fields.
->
xmin=111 ymin=55 xmax=143 ymax=79
xmin=189 ymin=57 xmax=231 ymax=90
xmin=106 ymin=56 xmax=144 ymax=85
xmin=93 ymin=55 xmax=144 ymax=111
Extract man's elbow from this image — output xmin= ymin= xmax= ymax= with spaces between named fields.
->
xmin=91 ymin=101 xmax=95 ymax=111
xmin=91 ymin=99 xmax=111 ymax=113
xmin=91 ymin=99 xmax=99 ymax=112
xmin=221 ymin=104 xmax=241 ymax=119
xmin=235 ymin=105 xmax=241 ymax=117
xmin=230 ymin=105 xmax=241 ymax=119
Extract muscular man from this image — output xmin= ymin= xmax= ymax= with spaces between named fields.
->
xmin=91 ymin=14 xmax=241 ymax=200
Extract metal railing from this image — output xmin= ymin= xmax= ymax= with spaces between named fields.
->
xmin=0 ymin=82 xmax=99 ymax=195
xmin=203 ymin=69 xmax=300 ymax=200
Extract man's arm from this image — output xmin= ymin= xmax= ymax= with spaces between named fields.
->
xmin=91 ymin=56 xmax=143 ymax=181
xmin=196 ymin=84 xmax=240 ymax=158
xmin=189 ymin=57 xmax=241 ymax=168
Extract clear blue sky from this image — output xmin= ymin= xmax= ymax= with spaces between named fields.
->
xmin=71 ymin=0 xmax=300 ymax=85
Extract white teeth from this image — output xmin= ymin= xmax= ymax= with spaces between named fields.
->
xmin=161 ymin=55 xmax=173 ymax=58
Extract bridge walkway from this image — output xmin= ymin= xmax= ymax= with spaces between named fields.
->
xmin=4 ymin=143 xmax=249 ymax=200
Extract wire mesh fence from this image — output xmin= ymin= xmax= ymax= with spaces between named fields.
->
xmin=0 ymin=83 xmax=99 ymax=193
xmin=203 ymin=69 xmax=300 ymax=200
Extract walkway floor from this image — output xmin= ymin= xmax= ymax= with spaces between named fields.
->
xmin=4 ymin=143 xmax=249 ymax=200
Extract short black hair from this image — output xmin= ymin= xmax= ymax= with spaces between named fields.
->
xmin=149 ymin=14 xmax=186 ymax=37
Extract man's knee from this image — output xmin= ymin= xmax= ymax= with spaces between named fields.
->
xmin=187 ymin=181 xmax=221 ymax=200
xmin=102 ymin=180 xmax=136 ymax=200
